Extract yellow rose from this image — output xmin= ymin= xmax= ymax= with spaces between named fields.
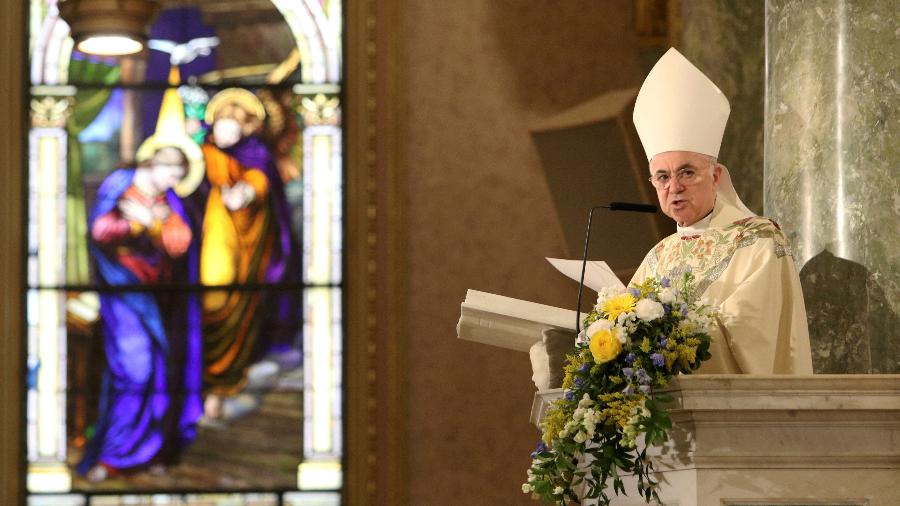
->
xmin=602 ymin=294 xmax=637 ymax=322
xmin=589 ymin=328 xmax=623 ymax=364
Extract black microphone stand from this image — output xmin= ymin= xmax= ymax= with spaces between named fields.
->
xmin=575 ymin=202 xmax=657 ymax=335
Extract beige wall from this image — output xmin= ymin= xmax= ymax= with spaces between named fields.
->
xmin=399 ymin=2 xmax=643 ymax=503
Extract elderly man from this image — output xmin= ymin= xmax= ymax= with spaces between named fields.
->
xmin=629 ymin=48 xmax=812 ymax=374
xmin=530 ymin=49 xmax=811 ymax=388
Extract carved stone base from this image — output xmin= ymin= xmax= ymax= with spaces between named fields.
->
xmin=532 ymin=375 xmax=900 ymax=506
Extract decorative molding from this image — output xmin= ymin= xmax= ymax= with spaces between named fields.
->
xmin=30 ymin=96 xmax=72 ymax=128
xmin=344 ymin=0 xmax=404 ymax=504
xmin=299 ymin=93 xmax=341 ymax=126
xmin=0 ymin=1 xmax=25 ymax=505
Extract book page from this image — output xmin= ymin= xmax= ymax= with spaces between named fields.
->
xmin=546 ymin=257 xmax=626 ymax=292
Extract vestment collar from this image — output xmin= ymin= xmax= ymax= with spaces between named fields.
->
xmin=676 ymin=198 xmax=755 ymax=238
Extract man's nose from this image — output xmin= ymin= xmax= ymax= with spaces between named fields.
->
xmin=669 ymin=176 xmax=686 ymax=192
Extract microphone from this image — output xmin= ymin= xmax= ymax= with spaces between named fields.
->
xmin=575 ymin=202 xmax=658 ymax=335
xmin=608 ymin=202 xmax=658 ymax=213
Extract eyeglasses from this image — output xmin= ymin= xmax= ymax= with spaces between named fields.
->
xmin=648 ymin=167 xmax=704 ymax=190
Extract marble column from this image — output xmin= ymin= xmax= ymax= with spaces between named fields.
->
xmin=765 ymin=0 xmax=899 ymax=373
xmin=681 ymin=0 xmax=766 ymax=215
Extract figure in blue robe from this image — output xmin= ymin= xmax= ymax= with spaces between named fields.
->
xmin=77 ymin=152 xmax=202 ymax=479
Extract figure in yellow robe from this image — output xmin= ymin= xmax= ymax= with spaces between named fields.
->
xmin=199 ymin=90 xmax=301 ymax=416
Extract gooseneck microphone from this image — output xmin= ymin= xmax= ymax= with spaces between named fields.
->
xmin=607 ymin=202 xmax=658 ymax=213
xmin=575 ymin=202 xmax=658 ymax=335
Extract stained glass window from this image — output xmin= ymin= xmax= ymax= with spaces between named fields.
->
xmin=26 ymin=2 xmax=343 ymax=504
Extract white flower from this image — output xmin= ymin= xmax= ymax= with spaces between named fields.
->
xmin=596 ymin=286 xmax=621 ymax=307
xmin=678 ymin=319 xmax=696 ymax=333
xmin=613 ymin=325 xmax=627 ymax=343
xmin=581 ymin=408 xmax=600 ymax=437
xmin=553 ymin=486 xmax=564 ymax=495
xmin=522 ymin=483 xmax=533 ymax=494
xmin=659 ymin=287 xmax=676 ymax=304
xmin=573 ymin=431 xmax=589 ymax=443
xmin=635 ymin=298 xmax=665 ymax=321
xmin=578 ymin=393 xmax=594 ymax=408
xmin=685 ymin=309 xmax=715 ymax=331
xmin=616 ymin=311 xmax=635 ymax=326
xmin=638 ymin=398 xmax=650 ymax=418
xmin=585 ymin=318 xmax=611 ymax=339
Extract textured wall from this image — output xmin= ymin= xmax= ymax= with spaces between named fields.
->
xmin=765 ymin=0 xmax=900 ymax=374
xmin=681 ymin=0 xmax=766 ymax=215
xmin=399 ymin=1 xmax=643 ymax=504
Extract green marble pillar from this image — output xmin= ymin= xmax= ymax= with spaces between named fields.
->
xmin=681 ymin=0 xmax=765 ymax=215
xmin=765 ymin=0 xmax=900 ymax=373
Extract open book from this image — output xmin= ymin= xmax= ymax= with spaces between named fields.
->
xmin=456 ymin=290 xmax=576 ymax=352
xmin=456 ymin=259 xmax=624 ymax=352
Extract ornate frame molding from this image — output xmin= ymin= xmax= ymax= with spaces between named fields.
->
xmin=0 ymin=0 xmax=25 ymax=504
xmin=344 ymin=0 xmax=406 ymax=504
xmin=0 ymin=0 xmax=405 ymax=503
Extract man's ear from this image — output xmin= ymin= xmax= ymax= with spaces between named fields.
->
xmin=712 ymin=163 xmax=723 ymax=183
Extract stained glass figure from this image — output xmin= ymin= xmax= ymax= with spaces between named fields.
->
xmin=199 ymin=88 xmax=303 ymax=422
xmin=77 ymin=76 xmax=204 ymax=482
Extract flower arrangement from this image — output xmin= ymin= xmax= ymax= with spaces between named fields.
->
xmin=522 ymin=274 xmax=716 ymax=505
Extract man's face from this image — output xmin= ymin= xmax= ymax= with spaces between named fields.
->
xmin=212 ymin=118 xmax=242 ymax=149
xmin=649 ymin=151 xmax=721 ymax=227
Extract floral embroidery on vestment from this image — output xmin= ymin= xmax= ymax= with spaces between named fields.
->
xmin=645 ymin=217 xmax=790 ymax=296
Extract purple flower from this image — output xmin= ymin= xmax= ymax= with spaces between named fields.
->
xmin=658 ymin=338 xmax=668 ymax=348
xmin=651 ymin=353 xmax=665 ymax=367
xmin=573 ymin=377 xmax=584 ymax=388
xmin=579 ymin=363 xmax=590 ymax=373
xmin=622 ymin=367 xmax=634 ymax=378
xmin=565 ymin=390 xmax=575 ymax=401
xmin=625 ymin=353 xmax=636 ymax=365
xmin=660 ymin=277 xmax=671 ymax=288
xmin=623 ymin=385 xmax=635 ymax=396
xmin=663 ymin=304 xmax=672 ymax=315
xmin=628 ymin=287 xmax=641 ymax=298
xmin=531 ymin=441 xmax=548 ymax=458
xmin=636 ymin=368 xmax=651 ymax=384
xmin=680 ymin=305 xmax=689 ymax=317
xmin=639 ymin=384 xmax=652 ymax=394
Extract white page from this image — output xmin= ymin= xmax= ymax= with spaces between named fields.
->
xmin=546 ymin=257 xmax=625 ymax=292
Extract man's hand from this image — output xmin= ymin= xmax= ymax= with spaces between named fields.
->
xmin=529 ymin=328 xmax=576 ymax=390
xmin=221 ymin=181 xmax=256 ymax=211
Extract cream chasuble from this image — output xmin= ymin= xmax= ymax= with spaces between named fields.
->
xmin=630 ymin=199 xmax=813 ymax=374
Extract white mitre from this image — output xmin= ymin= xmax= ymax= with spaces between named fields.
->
xmin=633 ymin=47 xmax=754 ymax=217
